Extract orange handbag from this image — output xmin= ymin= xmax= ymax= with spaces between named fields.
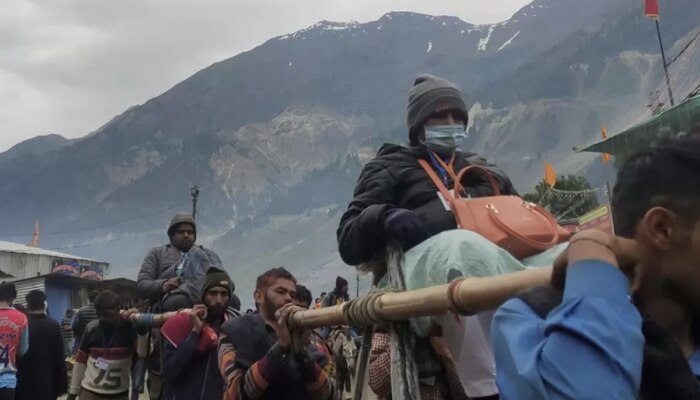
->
xmin=418 ymin=158 xmax=570 ymax=259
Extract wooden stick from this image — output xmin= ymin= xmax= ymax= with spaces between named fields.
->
xmin=289 ymin=267 xmax=552 ymax=329
xmin=120 ymin=310 xmax=186 ymax=327
xmin=117 ymin=267 xmax=553 ymax=330
xmin=386 ymin=248 xmax=421 ymax=400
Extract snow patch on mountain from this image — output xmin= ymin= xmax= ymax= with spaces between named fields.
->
xmin=477 ymin=26 xmax=495 ymax=51
xmin=277 ymin=20 xmax=360 ymax=40
xmin=497 ymin=31 xmax=521 ymax=52
xmin=427 ymin=40 xmax=433 ymax=53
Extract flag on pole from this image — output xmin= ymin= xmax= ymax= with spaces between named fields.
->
xmin=601 ymin=126 xmax=612 ymax=164
xmin=544 ymin=161 xmax=557 ymax=187
xmin=645 ymin=0 xmax=659 ymax=19
xmin=29 ymin=220 xmax=39 ymax=247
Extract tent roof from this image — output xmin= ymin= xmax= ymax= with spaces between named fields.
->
xmin=575 ymin=94 xmax=700 ymax=156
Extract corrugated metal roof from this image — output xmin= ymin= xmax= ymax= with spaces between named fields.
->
xmin=14 ymin=277 xmax=46 ymax=307
xmin=0 ymin=241 xmax=105 ymax=264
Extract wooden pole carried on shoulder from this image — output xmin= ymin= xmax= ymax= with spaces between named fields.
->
xmin=118 ymin=267 xmax=553 ymax=330
xmin=288 ymin=266 xmax=552 ymax=330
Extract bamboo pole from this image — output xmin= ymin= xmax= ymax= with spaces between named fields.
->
xmin=120 ymin=309 xmax=184 ymax=327
xmin=289 ymin=266 xmax=552 ymax=329
xmin=118 ymin=267 xmax=553 ymax=330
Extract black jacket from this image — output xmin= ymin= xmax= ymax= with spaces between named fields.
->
xmin=160 ymin=308 xmax=239 ymax=400
xmin=161 ymin=331 xmax=222 ymax=400
xmin=16 ymin=314 xmax=68 ymax=400
xmin=337 ymin=144 xmax=517 ymax=265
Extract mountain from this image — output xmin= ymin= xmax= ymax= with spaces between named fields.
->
xmin=469 ymin=0 xmax=700 ymax=190
xmin=0 ymin=134 xmax=71 ymax=161
xmin=0 ymin=134 xmax=73 ymax=189
xmin=1 ymin=0 xmax=698 ymax=303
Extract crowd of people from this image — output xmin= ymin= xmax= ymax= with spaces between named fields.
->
xmin=0 ymin=72 xmax=698 ymax=400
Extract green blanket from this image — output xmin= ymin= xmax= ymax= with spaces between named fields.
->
xmin=386 ymin=230 xmax=567 ymax=335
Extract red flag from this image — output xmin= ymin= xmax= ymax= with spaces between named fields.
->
xmin=645 ymin=0 xmax=659 ymax=19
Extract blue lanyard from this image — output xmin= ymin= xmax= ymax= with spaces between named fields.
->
xmin=427 ymin=151 xmax=450 ymax=186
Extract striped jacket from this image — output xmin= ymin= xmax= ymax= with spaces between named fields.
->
xmin=217 ymin=313 xmax=334 ymax=400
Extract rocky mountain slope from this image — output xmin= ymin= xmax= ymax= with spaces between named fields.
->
xmin=1 ymin=0 xmax=698 ymax=302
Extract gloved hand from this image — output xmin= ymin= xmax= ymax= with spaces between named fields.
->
xmin=383 ymin=209 xmax=429 ymax=251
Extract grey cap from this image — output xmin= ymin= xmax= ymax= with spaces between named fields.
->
xmin=167 ymin=212 xmax=196 ymax=238
xmin=407 ymin=74 xmax=469 ymax=145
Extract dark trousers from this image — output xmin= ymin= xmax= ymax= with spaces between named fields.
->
xmin=0 ymin=388 xmax=15 ymax=400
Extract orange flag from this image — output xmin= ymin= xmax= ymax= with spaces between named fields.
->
xmin=29 ymin=220 xmax=39 ymax=247
xmin=601 ymin=126 xmax=612 ymax=164
xmin=645 ymin=0 xmax=659 ymax=19
xmin=544 ymin=161 xmax=557 ymax=187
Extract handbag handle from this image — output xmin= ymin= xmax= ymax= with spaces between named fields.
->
xmin=489 ymin=202 xmax=561 ymax=249
xmin=453 ymin=166 xmax=502 ymax=199
xmin=418 ymin=159 xmax=455 ymax=205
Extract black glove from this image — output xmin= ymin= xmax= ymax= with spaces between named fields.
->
xmin=383 ymin=209 xmax=429 ymax=251
xmin=297 ymin=350 xmax=322 ymax=384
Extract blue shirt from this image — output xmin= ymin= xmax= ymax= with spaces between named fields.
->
xmin=688 ymin=349 xmax=700 ymax=378
xmin=492 ymin=260 xmax=644 ymax=400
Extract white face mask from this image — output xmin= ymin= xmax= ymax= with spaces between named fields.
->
xmin=424 ymin=125 xmax=468 ymax=155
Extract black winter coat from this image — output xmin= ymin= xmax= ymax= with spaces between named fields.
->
xmin=337 ymin=144 xmax=517 ymax=266
xmin=16 ymin=314 xmax=68 ymax=400
xmin=161 ymin=333 xmax=223 ymax=400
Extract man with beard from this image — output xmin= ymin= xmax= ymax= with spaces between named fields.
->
xmin=160 ymin=268 xmax=240 ymax=400
xmin=137 ymin=213 xmax=199 ymax=310
xmin=492 ymin=139 xmax=700 ymax=399
xmin=67 ymin=291 xmax=137 ymax=400
xmin=218 ymin=267 xmax=334 ymax=400
xmin=137 ymin=213 xmax=242 ymax=311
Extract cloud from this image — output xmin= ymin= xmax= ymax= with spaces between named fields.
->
xmin=0 ymin=0 xmax=529 ymax=151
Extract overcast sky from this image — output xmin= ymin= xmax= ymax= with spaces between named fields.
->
xmin=0 ymin=0 xmax=529 ymax=152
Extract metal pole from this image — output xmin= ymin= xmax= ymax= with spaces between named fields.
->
xmin=356 ymin=271 xmax=360 ymax=298
xmin=605 ymin=181 xmax=617 ymax=235
xmin=655 ymin=19 xmax=675 ymax=107
xmin=190 ymin=185 xmax=200 ymax=219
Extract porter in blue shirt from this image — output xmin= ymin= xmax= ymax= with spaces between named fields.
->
xmin=492 ymin=260 xmax=644 ymax=400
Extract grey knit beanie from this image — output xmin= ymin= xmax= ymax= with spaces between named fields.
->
xmin=167 ymin=212 xmax=197 ymax=238
xmin=407 ymin=74 xmax=469 ymax=145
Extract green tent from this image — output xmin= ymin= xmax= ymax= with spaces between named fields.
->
xmin=575 ymin=94 xmax=700 ymax=157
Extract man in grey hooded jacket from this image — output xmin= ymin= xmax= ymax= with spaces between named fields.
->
xmin=137 ymin=213 xmax=241 ymax=311
xmin=137 ymin=213 xmax=199 ymax=309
